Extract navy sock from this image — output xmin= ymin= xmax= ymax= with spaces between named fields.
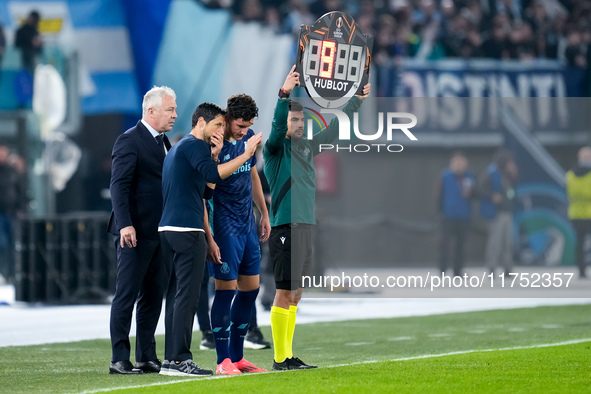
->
xmin=230 ymin=288 xmax=259 ymax=362
xmin=210 ymin=289 xmax=235 ymax=364
xmin=249 ymin=302 xmax=258 ymax=328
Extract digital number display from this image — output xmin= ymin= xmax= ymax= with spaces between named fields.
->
xmin=320 ymin=41 xmax=335 ymax=78
xmin=305 ymin=40 xmax=363 ymax=82
xmin=296 ymin=12 xmax=373 ymax=108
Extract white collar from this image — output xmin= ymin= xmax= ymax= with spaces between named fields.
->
xmin=141 ymin=119 xmax=161 ymax=139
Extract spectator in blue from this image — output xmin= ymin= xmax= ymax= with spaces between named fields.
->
xmin=437 ymin=151 xmax=476 ymax=277
xmin=479 ymin=149 xmax=519 ymax=277
xmin=0 ymin=145 xmax=26 ymax=284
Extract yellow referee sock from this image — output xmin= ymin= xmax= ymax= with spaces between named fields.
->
xmin=286 ymin=305 xmax=297 ymax=359
xmin=270 ymin=306 xmax=289 ymax=363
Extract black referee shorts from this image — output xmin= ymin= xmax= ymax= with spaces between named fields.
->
xmin=269 ymin=223 xmax=313 ymax=290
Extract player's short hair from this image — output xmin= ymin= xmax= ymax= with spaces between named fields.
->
xmin=227 ymin=94 xmax=258 ymax=121
xmin=288 ymin=100 xmax=304 ymax=113
xmin=142 ymin=86 xmax=176 ymax=117
xmin=192 ymin=102 xmax=226 ymax=128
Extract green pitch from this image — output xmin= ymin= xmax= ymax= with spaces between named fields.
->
xmin=0 ymin=304 xmax=589 ymax=393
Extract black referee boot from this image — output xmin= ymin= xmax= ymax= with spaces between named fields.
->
xmin=272 ymin=357 xmax=317 ymax=370
xmin=290 ymin=357 xmax=317 ymax=369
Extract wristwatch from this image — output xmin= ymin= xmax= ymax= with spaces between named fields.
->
xmin=278 ymin=88 xmax=290 ymax=99
xmin=212 ymin=156 xmax=220 ymax=164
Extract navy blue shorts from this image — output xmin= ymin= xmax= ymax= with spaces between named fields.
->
xmin=208 ymin=230 xmax=261 ymax=280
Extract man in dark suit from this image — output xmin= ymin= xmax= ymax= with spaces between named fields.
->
xmin=107 ymin=86 xmax=177 ymax=374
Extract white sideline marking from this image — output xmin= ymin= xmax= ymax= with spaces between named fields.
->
xmin=81 ymin=338 xmax=591 ymax=394
xmin=387 ymin=336 xmax=414 ymax=341
xmin=428 ymin=333 xmax=453 ymax=338
xmin=507 ymin=327 xmax=527 ymax=332
xmin=344 ymin=341 xmax=375 ymax=346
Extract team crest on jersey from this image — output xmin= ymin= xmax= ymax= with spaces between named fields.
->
xmin=303 ymin=147 xmax=311 ymax=158
xmin=220 ymin=262 xmax=230 ymax=274
xmin=223 ymin=154 xmax=231 ymax=161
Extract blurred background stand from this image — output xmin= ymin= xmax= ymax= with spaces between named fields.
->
xmin=13 ymin=212 xmax=115 ymax=304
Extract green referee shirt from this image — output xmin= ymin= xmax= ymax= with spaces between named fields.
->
xmin=263 ymin=96 xmax=362 ymax=227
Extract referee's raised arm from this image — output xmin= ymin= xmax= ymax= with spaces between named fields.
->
xmin=265 ymin=65 xmax=300 ymax=154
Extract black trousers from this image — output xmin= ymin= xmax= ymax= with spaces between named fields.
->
xmin=439 ymin=218 xmax=469 ymax=276
xmin=160 ymin=231 xmax=207 ymax=362
xmin=109 ymin=236 xmax=167 ymax=362
xmin=572 ymin=219 xmax=591 ymax=277
xmin=196 ymin=271 xmax=211 ymax=332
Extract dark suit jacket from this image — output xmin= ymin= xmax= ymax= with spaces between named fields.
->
xmin=107 ymin=121 xmax=171 ymax=240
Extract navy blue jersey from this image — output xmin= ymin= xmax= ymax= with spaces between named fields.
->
xmin=213 ymin=129 xmax=257 ymax=236
xmin=160 ymin=134 xmax=221 ymax=229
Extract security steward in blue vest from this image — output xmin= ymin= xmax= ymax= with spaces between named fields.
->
xmin=437 ymin=151 xmax=476 ymax=277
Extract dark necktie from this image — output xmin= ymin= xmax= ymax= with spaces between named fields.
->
xmin=155 ymin=134 xmax=165 ymax=155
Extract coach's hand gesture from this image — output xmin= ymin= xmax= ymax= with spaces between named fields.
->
xmin=211 ymin=130 xmax=224 ymax=160
xmin=245 ymin=132 xmax=262 ymax=158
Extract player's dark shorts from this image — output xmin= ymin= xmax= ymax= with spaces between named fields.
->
xmin=208 ymin=230 xmax=261 ymax=280
xmin=269 ymin=223 xmax=313 ymax=290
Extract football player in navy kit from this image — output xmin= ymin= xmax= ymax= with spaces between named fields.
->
xmin=205 ymin=94 xmax=271 ymax=375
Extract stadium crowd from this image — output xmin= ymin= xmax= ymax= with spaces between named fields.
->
xmin=200 ymin=0 xmax=590 ymax=69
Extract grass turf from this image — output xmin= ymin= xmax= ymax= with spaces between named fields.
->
xmin=114 ymin=342 xmax=591 ymax=393
xmin=0 ymin=304 xmax=589 ymax=393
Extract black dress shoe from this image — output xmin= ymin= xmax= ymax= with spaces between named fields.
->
xmin=135 ymin=359 xmax=162 ymax=373
xmin=109 ymin=360 xmax=143 ymax=375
